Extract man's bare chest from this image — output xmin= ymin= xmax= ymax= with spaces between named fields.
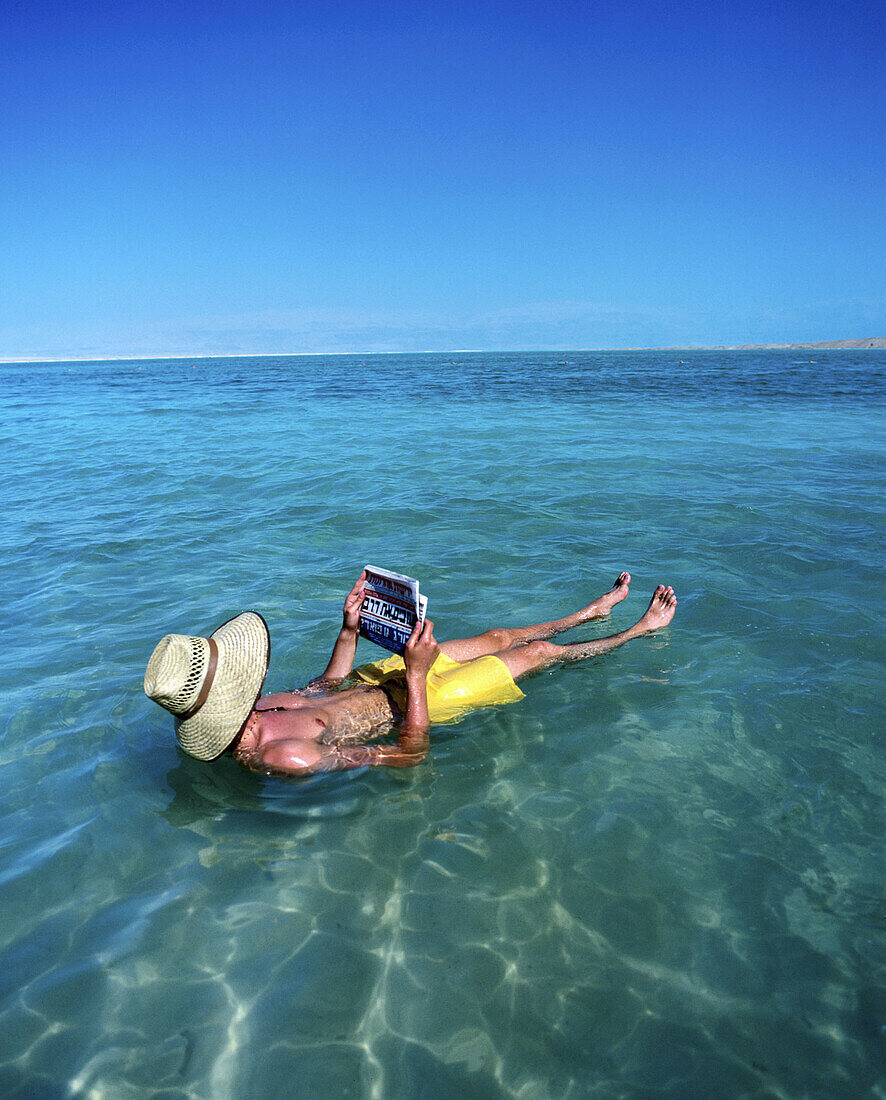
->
xmin=250 ymin=684 xmax=397 ymax=749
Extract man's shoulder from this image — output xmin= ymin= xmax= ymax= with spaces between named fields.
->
xmin=253 ymin=737 xmax=326 ymax=776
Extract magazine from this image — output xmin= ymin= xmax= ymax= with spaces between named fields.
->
xmin=359 ymin=565 xmax=428 ymax=655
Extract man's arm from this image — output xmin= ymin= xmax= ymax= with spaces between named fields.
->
xmin=318 ymin=572 xmax=366 ymax=682
xmin=257 ymin=619 xmax=439 ymax=776
xmin=257 ymin=734 xmax=429 ymax=775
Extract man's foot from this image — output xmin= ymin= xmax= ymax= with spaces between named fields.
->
xmin=636 ymin=585 xmax=677 ymax=632
xmin=584 ymin=572 xmax=631 ymax=619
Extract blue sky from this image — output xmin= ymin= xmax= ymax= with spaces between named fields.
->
xmin=1 ymin=0 xmax=883 ymax=357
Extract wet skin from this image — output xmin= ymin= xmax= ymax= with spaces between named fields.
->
xmin=238 ymin=681 xmax=399 ymax=752
xmin=230 ymin=573 xmax=677 ymax=777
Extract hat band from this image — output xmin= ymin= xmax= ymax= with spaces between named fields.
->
xmin=178 ymin=637 xmax=219 ymax=720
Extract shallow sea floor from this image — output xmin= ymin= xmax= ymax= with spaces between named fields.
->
xmin=1 ymin=351 xmax=884 ymax=1098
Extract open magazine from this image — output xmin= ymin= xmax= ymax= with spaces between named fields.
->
xmin=359 ymin=565 xmax=428 ymax=655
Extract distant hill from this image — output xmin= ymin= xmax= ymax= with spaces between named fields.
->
xmin=655 ymin=337 xmax=885 ymax=350
xmin=726 ymin=337 xmax=884 ymax=349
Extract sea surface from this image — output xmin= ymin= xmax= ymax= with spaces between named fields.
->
xmin=0 ymin=350 xmax=883 ymax=1099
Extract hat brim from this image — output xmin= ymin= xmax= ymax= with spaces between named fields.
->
xmin=174 ymin=612 xmax=270 ymax=760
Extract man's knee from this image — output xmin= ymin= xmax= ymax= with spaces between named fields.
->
xmin=521 ymin=639 xmax=559 ymax=663
xmin=484 ymin=628 xmax=513 ymax=651
xmin=500 ymin=637 xmax=560 ymax=681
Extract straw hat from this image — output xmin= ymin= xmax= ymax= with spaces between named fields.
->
xmin=144 ymin=612 xmax=270 ymax=760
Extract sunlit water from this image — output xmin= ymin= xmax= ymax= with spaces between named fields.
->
xmin=1 ymin=351 xmax=883 ymax=1098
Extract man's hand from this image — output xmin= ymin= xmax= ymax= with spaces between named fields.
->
xmin=403 ymin=618 xmax=439 ymax=678
xmin=320 ymin=573 xmax=366 ymax=682
xmin=400 ymin=618 xmax=436 ymax=750
xmin=342 ymin=571 xmax=366 ymax=633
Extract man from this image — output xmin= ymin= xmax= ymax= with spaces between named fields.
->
xmin=145 ymin=572 xmax=676 ymax=776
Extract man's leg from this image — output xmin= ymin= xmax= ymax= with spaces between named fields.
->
xmin=439 ymin=573 xmax=632 ymax=662
xmin=496 ymin=585 xmax=677 ymax=681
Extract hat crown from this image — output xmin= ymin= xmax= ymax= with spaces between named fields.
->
xmin=144 ymin=633 xmax=210 ymax=714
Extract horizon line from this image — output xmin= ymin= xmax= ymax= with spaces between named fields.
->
xmin=1 ymin=338 xmax=883 ymax=365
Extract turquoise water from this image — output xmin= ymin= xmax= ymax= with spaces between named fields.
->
xmin=1 ymin=350 xmax=883 ymax=1098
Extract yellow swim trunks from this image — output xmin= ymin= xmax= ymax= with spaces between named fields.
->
xmin=353 ymin=650 xmax=525 ymax=724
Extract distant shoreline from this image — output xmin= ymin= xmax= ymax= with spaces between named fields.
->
xmin=638 ymin=338 xmax=886 ymax=351
xmin=1 ymin=337 xmax=883 ymax=364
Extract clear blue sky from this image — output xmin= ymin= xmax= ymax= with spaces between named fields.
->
xmin=1 ymin=0 xmax=883 ymax=357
